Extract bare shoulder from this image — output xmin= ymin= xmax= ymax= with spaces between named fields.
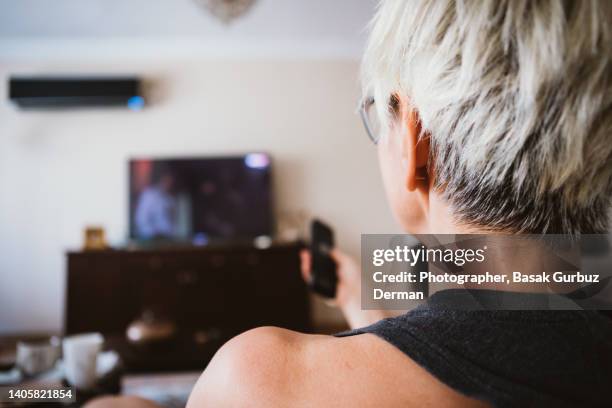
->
xmin=187 ymin=327 xmax=306 ymax=407
xmin=187 ymin=326 xmax=488 ymax=408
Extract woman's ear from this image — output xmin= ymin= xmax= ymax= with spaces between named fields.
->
xmin=399 ymin=97 xmax=429 ymax=192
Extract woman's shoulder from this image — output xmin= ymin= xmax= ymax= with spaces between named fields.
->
xmin=188 ymin=326 xmax=486 ymax=408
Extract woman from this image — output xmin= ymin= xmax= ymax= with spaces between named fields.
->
xmin=93 ymin=0 xmax=612 ymax=406
xmin=186 ymin=0 xmax=612 ymax=406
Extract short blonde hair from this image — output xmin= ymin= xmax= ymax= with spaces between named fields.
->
xmin=363 ymin=0 xmax=612 ymax=234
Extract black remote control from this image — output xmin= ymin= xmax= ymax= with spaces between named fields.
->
xmin=309 ymin=219 xmax=338 ymax=298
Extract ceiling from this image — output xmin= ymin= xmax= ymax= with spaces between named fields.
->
xmin=0 ymin=0 xmax=378 ymax=59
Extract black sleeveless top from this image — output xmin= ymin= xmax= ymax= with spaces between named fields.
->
xmin=335 ymin=289 xmax=612 ymax=407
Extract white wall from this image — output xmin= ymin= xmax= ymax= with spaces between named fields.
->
xmin=0 ymin=59 xmax=399 ymax=334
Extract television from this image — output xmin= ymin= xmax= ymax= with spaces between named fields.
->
xmin=129 ymin=154 xmax=273 ymax=244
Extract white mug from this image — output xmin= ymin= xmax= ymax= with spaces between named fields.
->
xmin=16 ymin=337 xmax=61 ymax=376
xmin=62 ymin=333 xmax=104 ymax=390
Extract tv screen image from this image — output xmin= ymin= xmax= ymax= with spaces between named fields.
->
xmin=129 ymin=154 xmax=273 ymax=244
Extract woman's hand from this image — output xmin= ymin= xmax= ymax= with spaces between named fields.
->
xmin=300 ymin=249 xmax=360 ymax=310
xmin=300 ymin=248 xmax=389 ymax=329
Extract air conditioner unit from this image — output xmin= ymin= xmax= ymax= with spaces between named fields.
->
xmin=8 ymin=76 xmax=145 ymax=109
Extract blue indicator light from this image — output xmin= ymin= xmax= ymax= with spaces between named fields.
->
xmin=127 ymin=96 xmax=145 ymax=110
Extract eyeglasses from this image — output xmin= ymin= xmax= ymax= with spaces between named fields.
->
xmin=359 ymin=97 xmax=381 ymax=144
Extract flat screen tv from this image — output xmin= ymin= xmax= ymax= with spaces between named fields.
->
xmin=129 ymin=154 xmax=273 ymax=244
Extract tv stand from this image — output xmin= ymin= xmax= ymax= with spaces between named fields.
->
xmin=65 ymin=241 xmax=310 ymax=372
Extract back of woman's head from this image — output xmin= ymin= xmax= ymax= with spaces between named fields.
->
xmin=363 ymin=0 xmax=612 ymax=234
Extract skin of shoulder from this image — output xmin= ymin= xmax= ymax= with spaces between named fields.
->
xmin=186 ymin=326 xmax=488 ymax=408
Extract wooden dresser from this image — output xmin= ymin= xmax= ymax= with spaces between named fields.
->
xmin=65 ymin=242 xmax=310 ymax=372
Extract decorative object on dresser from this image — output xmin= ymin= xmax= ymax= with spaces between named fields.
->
xmin=83 ymin=226 xmax=108 ymax=250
